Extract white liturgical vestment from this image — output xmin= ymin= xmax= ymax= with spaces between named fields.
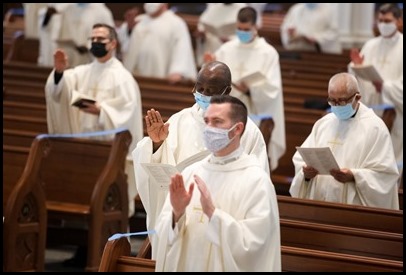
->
xmin=280 ymin=3 xmax=342 ymax=54
xmin=290 ymin=103 xmax=399 ymax=210
xmin=349 ymin=32 xmax=403 ymax=166
xmin=124 ymin=10 xmax=197 ymax=80
xmin=45 ymin=57 xmax=144 ymax=215
xmin=154 ymin=152 xmax=281 ymax=272
xmin=132 ymin=104 xmax=270 ymax=258
xmin=214 ymin=37 xmax=286 ymax=171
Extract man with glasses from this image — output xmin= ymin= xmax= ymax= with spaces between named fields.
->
xmin=45 ymin=23 xmax=143 ymax=224
xmin=133 ymin=61 xmax=270 ymax=259
xmin=349 ymin=3 xmax=403 ymax=167
xmin=290 ymin=72 xmax=399 ymax=210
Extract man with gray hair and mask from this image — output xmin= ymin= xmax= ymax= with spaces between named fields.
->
xmin=290 ymin=72 xmax=399 ymax=210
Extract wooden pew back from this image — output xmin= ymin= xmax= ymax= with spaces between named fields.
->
xmin=99 ymin=237 xmax=403 ymax=272
xmin=3 ymin=138 xmax=48 ymax=272
xmin=278 ymin=195 xmax=403 ymax=234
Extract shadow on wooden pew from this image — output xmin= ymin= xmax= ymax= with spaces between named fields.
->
xmin=3 ymin=138 xmax=48 ymax=271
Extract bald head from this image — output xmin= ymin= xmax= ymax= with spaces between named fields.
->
xmin=195 ymin=61 xmax=232 ymax=96
xmin=328 ymin=73 xmax=360 ymax=98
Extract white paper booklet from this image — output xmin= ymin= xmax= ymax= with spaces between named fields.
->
xmin=350 ymin=64 xmax=383 ymax=82
xmin=140 ymin=150 xmax=210 ymax=189
xmin=296 ymin=147 xmax=340 ymax=175
xmin=201 ymin=21 xmax=236 ymax=38
xmin=236 ymin=71 xmax=267 ymax=86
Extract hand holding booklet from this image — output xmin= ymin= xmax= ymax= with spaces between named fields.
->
xmin=71 ymin=90 xmax=96 ymax=108
xmin=350 ymin=64 xmax=383 ymax=82
xmin=140 ymin=150 xmax=210 ymax=189
xmin=296 ymin=147 xmax=340 ymax=175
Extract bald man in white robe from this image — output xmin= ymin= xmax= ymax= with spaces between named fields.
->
xmin=290 ymin=73 xmax=399 ymax=210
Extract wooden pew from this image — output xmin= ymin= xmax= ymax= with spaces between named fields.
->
xmin=3 ymin=138 xmax=47 ymax=272
xmin=4 ymin=130 xmax=132 ymax=272
xmin=277 ymin=195 xmax=403 ymax=234
xmin=281 ymin=246 xmax=403 ymax=272
xmin=98 ymin=237 xmax=403 ymax=272
xmin=280 ymin=218 xmax=403 ymax=261
xmin=40 ymin=130 xmax=131 ymax=272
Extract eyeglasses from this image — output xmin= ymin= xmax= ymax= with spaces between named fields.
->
xmin=193 ymin=85 xmax=228 ymax=96
xmin=327 ymin=93 xmax=358 ymax=106
xmin=88 ymin=36 xmax=111 ymax=43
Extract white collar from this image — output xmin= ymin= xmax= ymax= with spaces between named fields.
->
xmin=209 ymin=146 xmax=243 ymax=165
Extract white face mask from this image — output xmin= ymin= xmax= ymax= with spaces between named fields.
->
xmin=144 ymin=3 xmax=162 ymax=15
xmin=203 ymin=124 xmax=237 ymax=153
xmin=378 ymin=22 xmax=397 ymax=37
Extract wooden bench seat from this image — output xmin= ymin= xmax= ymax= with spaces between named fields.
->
xmin=278 ymin=195 xmax=403 ymax=234
xmin=98 ymin=237 xmax=403 ymax=272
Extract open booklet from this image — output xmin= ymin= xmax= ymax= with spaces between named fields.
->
xmin=70 ymin=90 xmax=96 ymax=108
xmin=201 ymin=21 xmax=236 ymax=38
xmin=296 ymin=147 xmax=340 ymax=175
xmin=235 ymin=71 xmax=267 ymax=87
xmin=140 ymin=150 xmax=210 ymax=189
xmin=350 ymin=64 xmax=383 ymax=82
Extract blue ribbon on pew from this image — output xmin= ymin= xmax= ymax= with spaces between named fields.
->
xmin=108 ymin=230 xmax=157 ymax=241
xmin=36 ymin=128 xmax=128 ymax=139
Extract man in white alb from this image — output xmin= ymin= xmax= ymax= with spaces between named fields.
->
xmin=205 ymin=7 xmax=286 ymax=171
xmin=280 ymin=3 xmax=342 ymax=54
xmin=124 ymin=3 xmax=197 ymax=84
xmin=154 ymin=95 xmax=281 ymax=272
xmin=290 ymin=73 xmax=399 ymax=210
xmin=349 ymin=3 xmax=403 ymax=167
xmin=133 ymin=61 xmax=270 ymax=259
xmin=45 ymin=24 xmax=143 ymax=216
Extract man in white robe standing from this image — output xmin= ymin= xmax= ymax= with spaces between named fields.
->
xmin=155 ymin=95 xmax=281 ymax=272
xmin=124 ymin=3 xmax=197 ymax=84
xmin=290 ymin=73 xmax=399 ymax=210
xmin=133 ymin=61 xmax=270 ymax=259
xmin=205 ymin=7 xmax=286 ymax=171
xmin=349 ymin=3 xmax=403 ymax=167
xmin=280 ymin=3 xmax=342 ymax=54
xmin=45 ymin=23 xmax=143 ymax=217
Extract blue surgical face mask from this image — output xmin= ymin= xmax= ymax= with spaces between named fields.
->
xmin=194 ymin=92 xmax=211 ymax=110
xmin=236 ymin=30 xmax=254 ymax=44
xmin=331 ymin=103 xmax=357 ymax=120
xmin=77 ymin=3 xmax=89 ymax=8
xmin=305 ymin=3 xmax=318 ymax=10
xmin=193 ymin=87 xmax=227 ymax=111
xmin=203 ymin=124 xmax=237 ymax=153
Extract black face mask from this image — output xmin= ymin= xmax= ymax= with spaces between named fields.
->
xmin=90 ymin=42 xmax=108 ymax=58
